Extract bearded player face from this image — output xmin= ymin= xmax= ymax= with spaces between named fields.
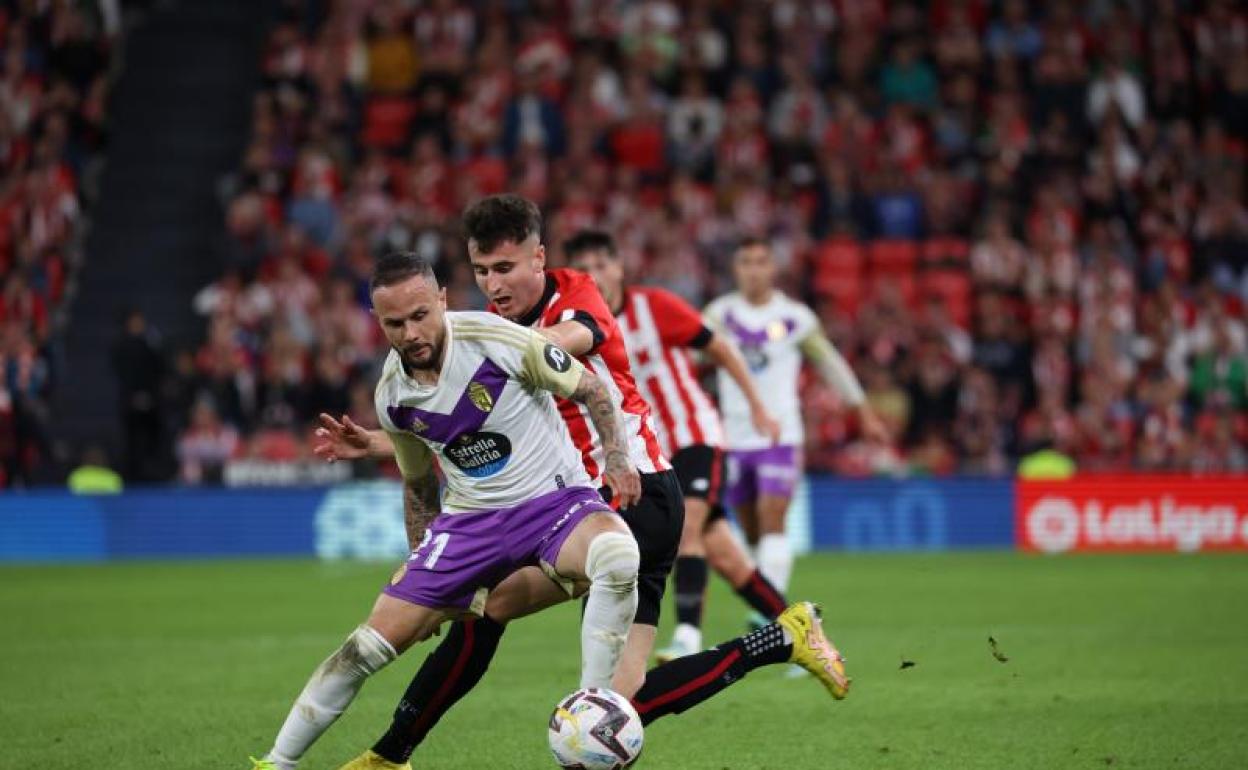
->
xmin=372 ymin=273 xmax=449 ymax=372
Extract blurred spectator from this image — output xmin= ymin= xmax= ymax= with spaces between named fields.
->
xmin=112 ymin=309 xmax=168 ymax=482
xmin=1087 ymin=55 xmax=1146 ymax=129
xmin=986 ymin=0 xmax=1043 ymax=62
xmin=177 ymin=399 xmax=239 ymax=485
xmin=67 ymin=445 xmax=123 ymax=494
xmin=880 ymin=38 xmax=938 ymax=112
xmin=1189 ymin=317 xmax=1247 ymax=411
xmin=364 ymin=3 xmax=418 ymax=94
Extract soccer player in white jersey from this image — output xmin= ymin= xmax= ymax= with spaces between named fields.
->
xmin=249 ymin=254 xmax=642 ymax=770
xmin=565 ymin=230 xmax=797 ymax=661
xmin=311 ymin=199 xmax=849 ymax=770
xmin=703 ymin=238 xmax=889 ymax=606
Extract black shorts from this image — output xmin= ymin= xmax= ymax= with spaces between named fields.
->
xmin=605 ymin=468 xmax=684 ymax=626
xmin=671 ymin=444 xmax=729 ymax=523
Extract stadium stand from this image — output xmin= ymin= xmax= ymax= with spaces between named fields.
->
xmin=169 ymin=0 xmax=1248 ymax=483
xmin=0 ymin=1 xmax=119 ymax=487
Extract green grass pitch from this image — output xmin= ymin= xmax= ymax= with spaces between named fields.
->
xmin=4 ymin=552 xmax=1247 ymax=769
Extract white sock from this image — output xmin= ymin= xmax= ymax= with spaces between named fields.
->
xmin=267 ymin=625 xmax=397 ymax=768
xmin=673 ymin=622 xmax=702 ymax=652
xmin=757 ymin=533 xmax=793 ymax=594
xmin=580 ymin=531 xmax=640 ymax=689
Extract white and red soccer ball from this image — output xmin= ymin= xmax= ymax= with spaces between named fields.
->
xmin=548 ymin=687 xmax=644 ymax=769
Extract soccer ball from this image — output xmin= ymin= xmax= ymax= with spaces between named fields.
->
xmin=547 ymin=687 xmax=644 ymax=769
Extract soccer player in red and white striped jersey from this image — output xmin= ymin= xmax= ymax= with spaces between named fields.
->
xmin=566 ymin=230 xmax=795 ymax=661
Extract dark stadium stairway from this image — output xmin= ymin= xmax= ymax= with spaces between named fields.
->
xmin=52 ymin=0 xmax=275 ymax=472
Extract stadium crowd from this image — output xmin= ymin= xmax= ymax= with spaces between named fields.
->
xmin=0 ymin=1 xmax=116 ymax=487
xmin=177 ymin=0 xmax=1248 ymax=484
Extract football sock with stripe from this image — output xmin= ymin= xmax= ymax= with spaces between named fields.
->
xmin=371 ymin=615 xmax=506 ymax=763
xmin=631 ymin=622 xmax=792 ymax=726
xmin=733 ymin=568 xmax=789 ymax=619
xmin=673 ymin=555 xmax=708 ymax=636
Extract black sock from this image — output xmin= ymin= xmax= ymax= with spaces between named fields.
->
xmin=673 ymin=556 xmax=709 ymax=627
xmin=734 ymin=568 xmax=788 ymax=619
xmin=631 ymin=622 xmax=792 ymax=726
xmin=371 ymin=615 xmax=507 ymax=763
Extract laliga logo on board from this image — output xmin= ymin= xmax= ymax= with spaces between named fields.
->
xmin=1024 ymin=493 xmax=1247 ymax=554
xmin=1026 ymin=497 xmax=1081 ymax=553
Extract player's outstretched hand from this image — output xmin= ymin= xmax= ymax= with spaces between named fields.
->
xmin=858 ymin=406 xmax=891 ymax=445
xmin=313 ymin=413 xmax=374 ymax=463
xmin=602 ymin=452 xmax=642 ymax=509
xmin=751 ymin=405 xmax=782 ymax=444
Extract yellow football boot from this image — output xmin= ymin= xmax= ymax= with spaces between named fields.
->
xmin=336 ymin=750 xmax=412 ymax=770
xmin=248 ymin=757 xmax=277 ymax=770
xmin=777 ymin=601 xmax=850 ymax=699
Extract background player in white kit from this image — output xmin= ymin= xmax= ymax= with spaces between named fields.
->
xmin=704 ymin=238 xmax=889 ymax=611
xmin=250 ymin=254 xmax=642 ymax=769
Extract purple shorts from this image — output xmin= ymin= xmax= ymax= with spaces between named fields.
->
xmin=726 ymin=445 xmax=801 ymax=506
xmin=383 ymin=485 xmax=613 ymax=614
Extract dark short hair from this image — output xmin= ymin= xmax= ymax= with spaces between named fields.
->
xmin=369 ymin=252 xmax=437 ymax=293
xmin=563 ymin=230 xmax=617 ymax=260
xmin=735 ymin=236 xmax=770 ymax=254
xmin=462 ymin=194 xmax=542 ymax=254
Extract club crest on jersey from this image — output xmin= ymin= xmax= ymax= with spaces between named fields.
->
xmin=408 ymin=417 xmax=428 ymax=434
xmin=767 ymin=320 xmax=791 ymax=341
xmin=467 ymin=381 xmax=494 ymax=412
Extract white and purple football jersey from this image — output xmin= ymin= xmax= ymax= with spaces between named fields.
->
xmin=703 ymin=291 xmax=820 ymax=450
xmin=375 ymin=311 xmax=593 ymax=513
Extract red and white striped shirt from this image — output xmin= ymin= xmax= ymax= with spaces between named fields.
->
xmin=489 ymin=269 xmax=668 ymax=480
xmin=616 ymin=286 xmax=724 ymax=457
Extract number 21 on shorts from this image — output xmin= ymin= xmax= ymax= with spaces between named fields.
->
xmin=413 ymin=529 xmax=451 ymax=569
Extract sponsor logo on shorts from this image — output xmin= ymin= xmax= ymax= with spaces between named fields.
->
xmin=691 ymin=477 xmax=709 ymax=492
xmin=443 ymin=431 xmax=512 ymax=477
xmin=550 ymin=499 xmax=597 ymax=533
xmin=544 ymin=343 xmax=572 ymax=372
xmin=467 ymin=381 xmax=494 ymax=412
xmin=389 ymin=563 xmax=408 ymax=585
xmin=550 ymin=510 xmax=572 ymax=532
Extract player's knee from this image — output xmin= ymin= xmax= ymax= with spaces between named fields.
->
xmin=338 ymin=624 xmax=398 ymax=675
xmin=586 ymin=530 xmax=640 ymax=593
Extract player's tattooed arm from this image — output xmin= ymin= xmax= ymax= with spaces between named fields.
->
xmin=402 ymin=470 xmax=441 ymax=549
xmin=568 ymin=368 xmax=641 ymax=508
xmin=391 ymin=432 xmax=439 ymax=548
